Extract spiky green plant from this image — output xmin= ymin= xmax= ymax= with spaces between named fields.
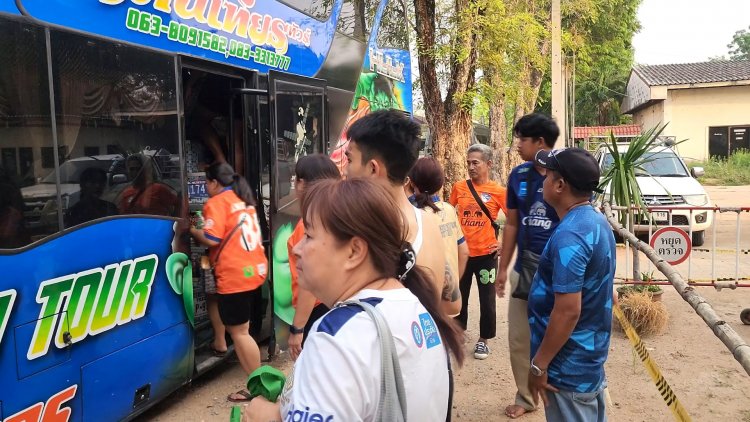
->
xmin=598 ymin=123 xmax=673 ymax=226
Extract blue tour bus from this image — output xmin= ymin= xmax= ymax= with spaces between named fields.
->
xmin=0 ymin=0 xmax=412 ymax=420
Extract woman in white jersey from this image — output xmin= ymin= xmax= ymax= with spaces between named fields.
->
xmin=406 ymin=157 xmax=469 ymax=317
xmin=247 ymin=178 xmax=465 ymax=421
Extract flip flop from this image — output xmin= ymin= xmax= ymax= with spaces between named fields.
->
xmin=210 ymin=346 xmax=227 ymax=357
xmin=227 ymin=389 xmax=254 ymax=402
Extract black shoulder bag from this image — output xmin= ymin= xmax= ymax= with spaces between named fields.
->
xmin=466 ymin=180 xmax=500 ymax=237
xmin=512 ymin=169 xmax=541 ymax=300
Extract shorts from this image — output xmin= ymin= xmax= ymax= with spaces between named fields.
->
xmin=218 ymin=290 xmax=254 ymax=326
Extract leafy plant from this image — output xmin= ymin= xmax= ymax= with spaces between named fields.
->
xmin=618 ymin=284 xmax=662 ymax=294
xmin=598 ymin=123 xmax=673 ymax=226
xmin=617 ymin=271 xmax=661 ymax=296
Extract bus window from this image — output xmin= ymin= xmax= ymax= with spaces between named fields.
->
xmin=48 ymin=31 xmax=181 ymax=226
xmin=0 ymin=19 xmax=57 ymax=248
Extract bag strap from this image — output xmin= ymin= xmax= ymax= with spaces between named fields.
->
xmin=213 ymin=214 xmax=246 ymax=265
xmin=466 ymin=180 xmax=500 ymax=236
xmin=445 ymin=352 xmax=454 ymax=422
xmin=342 ymin=300 xmax=407 ymax=422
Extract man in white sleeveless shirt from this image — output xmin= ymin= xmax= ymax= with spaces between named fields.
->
xmin=344 ymin=110 xmax=460 ymax=314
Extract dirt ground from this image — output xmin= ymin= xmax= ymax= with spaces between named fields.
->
xmin=141 ymin=186 xmax=750 ymax=421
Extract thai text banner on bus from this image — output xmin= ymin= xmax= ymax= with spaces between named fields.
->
xmin=8 ymin=0 xmax=336 ymax=75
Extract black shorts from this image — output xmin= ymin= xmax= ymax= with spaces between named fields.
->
xmin=218 ymin=290 xmax=254 ymax=326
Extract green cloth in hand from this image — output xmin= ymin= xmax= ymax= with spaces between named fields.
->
xmin=246 ymin=365 xmax=286 ymax=402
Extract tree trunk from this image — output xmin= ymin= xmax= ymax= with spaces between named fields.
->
xmin=441 ymin=108 xmax=473 ymax=198
xmin=515 ymin=40 xmax=550 ymax=121
xmin=414 ymin=0 xmax=479 ymax=200
xmin=489 ymin=90 xmax=520 ymax=185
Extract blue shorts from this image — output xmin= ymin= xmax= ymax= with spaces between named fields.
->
xmin=544 ymin=386 xmax=607 ymax=422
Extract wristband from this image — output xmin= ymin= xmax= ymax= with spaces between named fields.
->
xmin=290 ymin=325 xmax=304 ymax=335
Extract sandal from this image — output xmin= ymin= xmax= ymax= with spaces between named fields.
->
xmin=227 ymin=389 xmax=254 ymax=402
xmin=210 ymin=346 xmax=227 ymax=357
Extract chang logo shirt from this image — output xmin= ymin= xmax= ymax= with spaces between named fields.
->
xmin=449 ymin=180 xmax=507 ymax=257
xmin=506 ymin=162 xmax=559 ymax=272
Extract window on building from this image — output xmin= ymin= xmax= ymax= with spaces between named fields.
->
xmin=709 ymin=125 xmax=750 ymax=159
xmin=41 ymin=146 xmax=67 ymax=169
xmin=0 ymin=18 xmax=57 ymax=249
xmin=50 ymin=30 xmax=181 ymax=228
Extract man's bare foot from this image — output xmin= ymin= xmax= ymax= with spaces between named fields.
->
xmin=505 ymin=404 xmax=532 ymax=419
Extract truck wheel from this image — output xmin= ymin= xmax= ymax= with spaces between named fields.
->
xmin=741 ymin=308 xmax=750 ymax=325
xmin=692 ymin=230 xmax=705 ymax=247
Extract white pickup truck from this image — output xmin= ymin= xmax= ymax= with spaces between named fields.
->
xmin=595 ymin=143 xmax=713 ymax=246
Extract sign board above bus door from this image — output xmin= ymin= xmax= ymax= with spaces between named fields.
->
xmin=16 ymin=0 xmax=340 ymax=76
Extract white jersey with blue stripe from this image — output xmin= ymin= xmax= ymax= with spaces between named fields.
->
xmin=279 ymin=288 xmax=450 ymax=422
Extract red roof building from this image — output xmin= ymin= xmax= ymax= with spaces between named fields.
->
xmin=573 ymin=124 xmax=642 ymax=139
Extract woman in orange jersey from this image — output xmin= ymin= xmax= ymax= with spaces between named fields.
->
xmin=190 ymin=162 xmax=268 ymax=402
xmin=287 ymin=154 xmax=341 ymax=361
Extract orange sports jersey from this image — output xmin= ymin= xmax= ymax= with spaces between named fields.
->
xmin=287 ymin=220 xmax=321 ymax=308
xmin=119 ymin=183 xmax=178 ymax=216
xmin=449 ymin=180 xmax=508 ymax=257
xmin=203 ymin=189 xmax=268 ymax=294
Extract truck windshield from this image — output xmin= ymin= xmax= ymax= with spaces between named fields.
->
xmin=601 ymin=151 xmax=689 ymax=177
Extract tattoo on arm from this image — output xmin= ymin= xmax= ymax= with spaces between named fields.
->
xmin=442 ymin=262 xmax=460 ymax=302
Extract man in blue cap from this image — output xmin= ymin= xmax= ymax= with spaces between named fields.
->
xmin=527 ymin=148 xmax=615 ymax=422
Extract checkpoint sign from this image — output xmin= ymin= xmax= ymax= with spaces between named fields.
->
xmin=650 ymin=227 xmax=692 ymax=265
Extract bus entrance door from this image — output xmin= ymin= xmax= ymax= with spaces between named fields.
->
xmin=265 ymin=71 xmax=326 ymax=353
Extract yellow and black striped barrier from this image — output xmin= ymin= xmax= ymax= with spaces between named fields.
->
xmin=613 ymin=304 xmax=692 ymax=421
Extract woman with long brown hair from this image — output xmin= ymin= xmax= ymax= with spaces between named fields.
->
xmin=247 ymin=178 xmax=464 ymax=421
xmin=406 ymin=156 xmax=469 ymax=316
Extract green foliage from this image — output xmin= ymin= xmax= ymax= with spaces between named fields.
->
xmin=618 ymin=284 xmax=662 ymax=294
xmin=617 ymin=271 xmax=661 ymax=295
xmin=474 ymin=0 xmax=548 ymax=113
xmin=688 ymin=149 xmax=750 ymax=186
xmin=728 ymin=26 xmax=750 ymax=61
xmin=598 ymin=124 xmax=669 ymax=226
xmin=537 ymin=0 xmax=642 ymax=126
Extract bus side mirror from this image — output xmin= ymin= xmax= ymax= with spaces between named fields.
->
xmin=112 ymin=174 xmax=127 ymax=184
xmin=691 ymin=167 xmax=705 ymax=178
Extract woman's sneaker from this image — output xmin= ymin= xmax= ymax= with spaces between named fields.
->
xmin=474 ymin=341 xmax=489 ymax=359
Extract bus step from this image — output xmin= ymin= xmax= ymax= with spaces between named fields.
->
xmin=195 ymin=345 xmax=235 ymax=376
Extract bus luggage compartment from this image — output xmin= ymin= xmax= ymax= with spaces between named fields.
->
xmin=79 ymin=323 xmax=192 ymax=421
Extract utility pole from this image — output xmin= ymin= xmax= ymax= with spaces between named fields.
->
xmin=551 ymin=0 xmax=566 ymax=148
